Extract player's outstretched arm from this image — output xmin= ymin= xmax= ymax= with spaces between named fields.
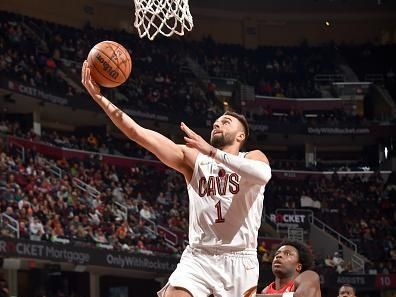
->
xmin=181 ymin=122 xmax=271 ymax=185
xmin=292 ymin=270 xmax=321 ymax=297
xmin=81 ymin=61 xmax=193 ymax=176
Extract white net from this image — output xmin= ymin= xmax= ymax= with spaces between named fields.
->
xmin=134 ymin=0 xmax=194 ymax=40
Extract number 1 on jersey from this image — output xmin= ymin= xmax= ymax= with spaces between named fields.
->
xmin=215 ymin=200 xmax=225 ymax=223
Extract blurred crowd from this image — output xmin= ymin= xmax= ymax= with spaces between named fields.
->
xmin=0 ymin=120 xmax=156 ymax=160
xmin=1 ymin=122 xmax=395 ymax=274
xmin=2 ymin=11 xmax=395 ymax=129
xmin=244 ymin=105 xmax=368 ymax=128
xmin=0 ymin=144 xmax=188 ymax=256
xmin=191 ymin=38 xmax=336 ymax=98
xmin=341 ymin=44 xmax=396 ymax=104
xmin=0 ymin=119 xmax=372 ymax=172
xmin=0 ymin=11 xmax=222 ymax=126
xmin=0 ymin=13 xmax=77 ymax=97
xmin=266 ymin=171 xmax=396 ymax=274
xmin=1 ymin=10 xmax=396 ymax=277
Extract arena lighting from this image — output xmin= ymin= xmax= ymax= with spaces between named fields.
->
xmin=385 ymin=146 xmax=389 ymax=159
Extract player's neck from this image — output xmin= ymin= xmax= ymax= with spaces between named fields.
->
xmin=275 ymin=277 xmax=294 ymax=290
xmin=218 ymin=145 xmax=240 ymax=156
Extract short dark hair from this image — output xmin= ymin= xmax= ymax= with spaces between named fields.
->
xmin=223 ymin=111 xmax=250 ymax=141
xmin=340 ymin=284 xmax=356 ymax=294
xmin=277 ymin=240 xmax=314 ymax=272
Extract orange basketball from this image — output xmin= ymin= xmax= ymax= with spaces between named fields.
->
xmin=87 ymin=41 xmax=132 ymax=88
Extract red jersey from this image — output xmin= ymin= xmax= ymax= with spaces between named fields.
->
xmin=262 ymin=279 xmax=295 ymax=294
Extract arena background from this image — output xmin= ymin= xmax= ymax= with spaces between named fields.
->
xmin=0 ymin=0 xmax=395 ymax=296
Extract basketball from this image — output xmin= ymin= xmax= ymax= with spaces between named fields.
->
xmin=87 ymin=41 xmax=132 ymax=88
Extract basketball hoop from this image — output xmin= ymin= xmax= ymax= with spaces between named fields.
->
xmin=133 ymin=0 xmax=194 ymax=40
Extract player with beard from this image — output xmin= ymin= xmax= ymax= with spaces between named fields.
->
xmin=82 ymin=62 xmax=272 ymax=297
xmin=260 ymin=240 xmax=321 ymax=297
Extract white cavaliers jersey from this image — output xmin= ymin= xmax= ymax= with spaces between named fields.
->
xmin=187 ymin=152 xmax=268 ymax=250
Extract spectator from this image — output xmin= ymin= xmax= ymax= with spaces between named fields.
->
xmin=140 ymin=203 xmax=155 ymax=221
xmin=324 ymin=251 xmax=345 ymax=274
xmin=17 ymin=195 xmax=31 ymax=210
xmin=87 ymin=133 xmax=98 ymax=148
xmin=92 ymin=228 xmax=108 ymax=244
xmin=29 ymin=217 xmax=44 ymax=241
xmin=258 ymin=241 xmax=271 ymax=264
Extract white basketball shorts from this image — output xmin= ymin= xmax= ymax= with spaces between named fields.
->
xmin=157 ymin=245 xmax=259 ymax=297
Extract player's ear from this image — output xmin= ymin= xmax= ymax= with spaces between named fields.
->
xmin=236 ymin=131 xmax=245 ymax=144
xmin=296 ymin=263 xmax=302 ymax=272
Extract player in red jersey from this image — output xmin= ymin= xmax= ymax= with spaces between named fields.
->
xmin=260 ymin=240 xmax=321 ymax=297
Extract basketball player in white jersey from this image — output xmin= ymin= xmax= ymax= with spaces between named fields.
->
xmin=82 ymin=61 xmax=271 ymax=297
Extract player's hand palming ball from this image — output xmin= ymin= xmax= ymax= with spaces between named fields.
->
xmin=87 ymin=41 xmax=132 ymax=88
